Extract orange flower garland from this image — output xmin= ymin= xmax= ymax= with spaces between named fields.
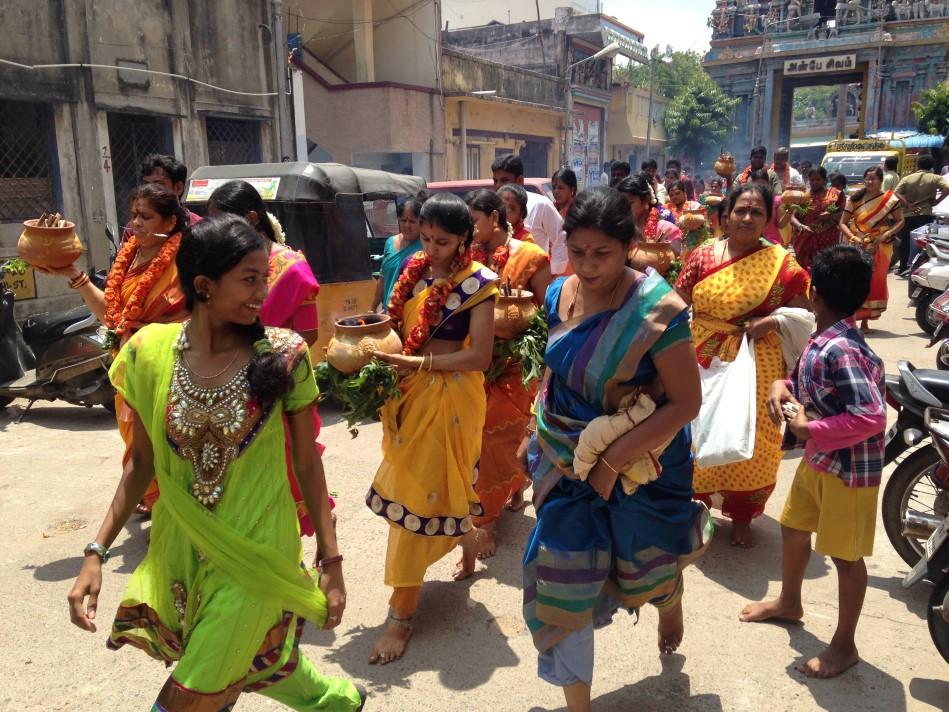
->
xmin=471 ymin=241 xmax=510 ymax=276
xmin=387 ymin=249 xmax=472 ymax=355
xmin=103 ymin=233 xmax=181 ymax=343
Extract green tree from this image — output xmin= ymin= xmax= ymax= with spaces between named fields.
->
xmin=663 ymin=83 xmax=739 ymax=161
xmin=913 ymin=82 xmax=949 ymax=138
xmin=614 ymin=50 xmax=709 ymax=98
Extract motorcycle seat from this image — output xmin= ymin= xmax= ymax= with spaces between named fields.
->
xmin=915 ymin=369 xmax=949 ymax=405
xmin=21 ymin=305 xmax=94 ymax=346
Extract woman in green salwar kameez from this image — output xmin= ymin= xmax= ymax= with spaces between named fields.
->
xmin=67 ymin=215 xmax=365 ymax=711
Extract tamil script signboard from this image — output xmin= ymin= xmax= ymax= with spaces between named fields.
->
xmin=784 ymin=54 xmax=856 ymax=76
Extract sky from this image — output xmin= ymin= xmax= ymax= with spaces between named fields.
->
xmin=601 ymin=0 xmax=714 ymax=56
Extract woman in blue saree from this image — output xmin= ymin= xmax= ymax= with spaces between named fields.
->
xmin=521 ymin=188 xmax=713 ymax=711
xmin=371 ymin=194 xmax=425 ymax=312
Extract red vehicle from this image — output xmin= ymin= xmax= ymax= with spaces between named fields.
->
xmin=427 ymin=178 xmax=554 ymax=201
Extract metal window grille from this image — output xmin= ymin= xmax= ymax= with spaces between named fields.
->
xmin=206 ymin=117 xmax=261 ymax=166
xmin=107 ymin=113 xmax=172 ymax=229
xmin=0 ymin=101 xmax=57 ymax=221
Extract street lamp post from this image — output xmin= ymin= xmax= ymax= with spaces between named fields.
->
xmin=644 ymin=46 xmax=671 ymax=164
xmin=562 ymin=41 xmax=621 ymax=171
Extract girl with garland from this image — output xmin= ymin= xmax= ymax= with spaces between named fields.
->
xmin=616 ymin=173 xmax=683 ymax=278
xmin=463 ymin=189 xmax=551 ymax=561
xmin=790 ymin=167 xmax=846 ymax=271
xmin=67 ymin=215 xmax=364 ymax=711
xmin=522 ymin=188 xmax=711 ymax=710
xmin=42 ymin=183 xmax=188 ymax=515
xmin=367 ymin=193 xmax=499 ymax=665
xmin=208 ymin=180 xmax=325 ymax=538
xmin=497 ymin=183 xmax=536 ymax=243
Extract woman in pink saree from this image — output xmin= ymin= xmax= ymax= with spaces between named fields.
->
xmin=210 ymin=181 xmax=324 ymax=536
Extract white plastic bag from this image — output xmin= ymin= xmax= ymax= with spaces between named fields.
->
xmin=692 ymin=333 xmax=757 ymax=467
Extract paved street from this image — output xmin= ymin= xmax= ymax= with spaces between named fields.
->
xmin=2 ymin=273 xmax=947 ymax=712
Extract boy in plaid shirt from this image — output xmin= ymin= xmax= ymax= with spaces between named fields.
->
xmin=740 ymin=245 xmax=885 ymax=679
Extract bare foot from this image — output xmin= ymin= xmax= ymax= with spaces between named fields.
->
xmin=730 ymin=521 xmax=755 ymax=547
xmin=739 ymin=597 xmax=804 ymax=623
xmin=504 ymin=486 xmax=528 ymax=512
xmin=452 ymin=530 xmax=477 ymax=581
xmin=797 ymin=643 xmax=859 ymax=678
xmin=135 ymin=501 xmax=152 ymax=517
xmin=368 ymin=618 xmax=413 ymax=665
xmin=474 ymin=526 xmax=497 ymax=560
xmin=657 ymin=600 xmax=684 ymax=654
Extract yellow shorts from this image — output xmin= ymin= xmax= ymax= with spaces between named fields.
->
xmin=780 ymin=460 xmax=879 ymax=562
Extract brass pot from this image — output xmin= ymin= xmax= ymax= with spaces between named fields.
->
xmin=679 ymin=212 xmax=706 ymax=231
xmin=18 ymin=219 xmax=82 ymax=270
xmin=494 ymin=292 xmax=538 ymax=340
xmin=325 ymin=313 xmax=403 ymax=374
xmin=781 ymin=189 xmax=808 ymax=206
xmin=714 ymin=154 xmax=735 ymax=178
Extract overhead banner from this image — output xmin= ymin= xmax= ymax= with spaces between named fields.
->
xmin=783 ymin=54 xmax=856 ymax=76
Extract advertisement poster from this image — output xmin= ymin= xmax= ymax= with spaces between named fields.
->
xmin=573 ymin=104 xmax=604 ymax=192
xmin=186 ymin=177 xmax=281 ymax=202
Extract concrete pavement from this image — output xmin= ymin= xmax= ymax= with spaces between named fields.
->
xmin=1 ymin=272 xmax=947 ymax=711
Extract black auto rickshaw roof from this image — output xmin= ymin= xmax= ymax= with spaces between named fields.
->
xmin=185 ymin=162 xmax=425 ymax=203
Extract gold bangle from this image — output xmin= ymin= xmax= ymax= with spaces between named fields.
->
xmin=426 ymin=353 xmax=434 ymax=371
xmin=416 ymin=356 xmax=426 ymax=374
xmin=600 ymin=456 xmax=620 ymax=475
xmin=69 ymin=273 xmax=90 ymax=289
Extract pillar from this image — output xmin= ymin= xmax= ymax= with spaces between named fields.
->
xmin=354 ymin=0 xmax=375 ymax=83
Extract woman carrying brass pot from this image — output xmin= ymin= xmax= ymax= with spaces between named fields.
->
xmin=616 ymin=173 xmax=683 ymax=277
xmin=464 ymin=189 xmax=552 ymax=561
xmin=41 ymin=183 xmax=188 ymax=514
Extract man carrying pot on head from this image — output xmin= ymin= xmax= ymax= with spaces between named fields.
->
xmin=734 ymin=146 xmax=781 ymax=195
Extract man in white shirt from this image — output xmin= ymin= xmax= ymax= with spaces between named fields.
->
xmin=599 ymin=161 xmax=611 ymax=187
xmin=491 ymin=154 xmax=567 ymax=274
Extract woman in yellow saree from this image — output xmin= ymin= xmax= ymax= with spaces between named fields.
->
xmin=676 ymin=185 xmax=811 ymax=547
xmin=465 ymin=189 xmax=552 ymax=560
xmin=43 ymin=184 xmax=188 ymax=513
xmin=839 ymin=166 xmax=905 ymax=331
xmin=370 ymin=193 xmax=498 ymax=665
xmin=67 ymin=216 xmax=362 ymax=711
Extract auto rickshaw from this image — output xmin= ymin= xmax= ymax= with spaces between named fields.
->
xmin=184 ymin=162 xmax=425 ymax=354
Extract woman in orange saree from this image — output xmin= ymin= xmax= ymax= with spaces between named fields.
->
xmin=466 ymin=189 xmax=552 ymax=560
xmin=839 ymin=166 xmax=905 ymax=331
xmin=676 ymin=184 xmax=810 ymax=547
xmin=44 ymin=184 xmax=188 ymax=512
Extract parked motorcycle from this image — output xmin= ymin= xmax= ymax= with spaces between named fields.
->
xmin=883 ymin=360 xmax=949 ymax=566
xmin=0 ymin=256 xmax=114 ymax=417
xmin=902 ymin=407 xmax=949 ymax=663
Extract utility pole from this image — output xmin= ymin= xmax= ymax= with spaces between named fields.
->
xmin=272 ymin=0 xmax=293 ymax=160
xmin=644 ymin=47 xmax=657 ymax=161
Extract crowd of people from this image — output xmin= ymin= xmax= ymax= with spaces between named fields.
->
xmin=61 ymin=144 xmax=933 ymax=711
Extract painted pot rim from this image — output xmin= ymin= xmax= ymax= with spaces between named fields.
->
xmin=333 ymin=313 xmax=393 ymax=334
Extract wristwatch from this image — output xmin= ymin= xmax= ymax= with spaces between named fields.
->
xmin=84 ymin=542 xmax=110 ymax=563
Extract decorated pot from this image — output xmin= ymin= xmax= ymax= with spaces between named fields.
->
xmin=714 ymin=153 xmax=735 ymax=178
xmin=325 ymin=313 xmax=402 ymax=374
xmin=679 ymin=212 xmax=707 ymax=231
xmin=494 ymin=292 xmax=538 ymax=340
xmin=18 ymin=219 xmax=82 ymax=270
xmin=704 ymin=195 xmax=724 ymax=208
xmin=781 ymin=189 xmax=808 ymax=206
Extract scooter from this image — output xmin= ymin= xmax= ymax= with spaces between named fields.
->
xmin=0 ymin=257 xmax=114 ymax=418
xmin=902 ymin=407 xmax=949 ymax=663
xmin=911 ymin=233 xmax=949 ymax=335
xmin=927 ymin=289 xmax=949 ymax=370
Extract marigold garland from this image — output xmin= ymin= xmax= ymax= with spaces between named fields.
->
xmin=736 ymin=165 xmax=753 ymax=186
xmin=641 ymin=207 xmax=661 ymax=241
xmin=471 ymin=241 xmax=510 ymax=276
xmin=386 ymin=248 xmax=473 ymax=355
xmin=103 ymin=233 xmax=181 ymax=340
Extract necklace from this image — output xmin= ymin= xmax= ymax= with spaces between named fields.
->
xmin=566 ymin=275 xmax=622 ymax=320
xmin=180 ymin=325 xmax=242 ymax=380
